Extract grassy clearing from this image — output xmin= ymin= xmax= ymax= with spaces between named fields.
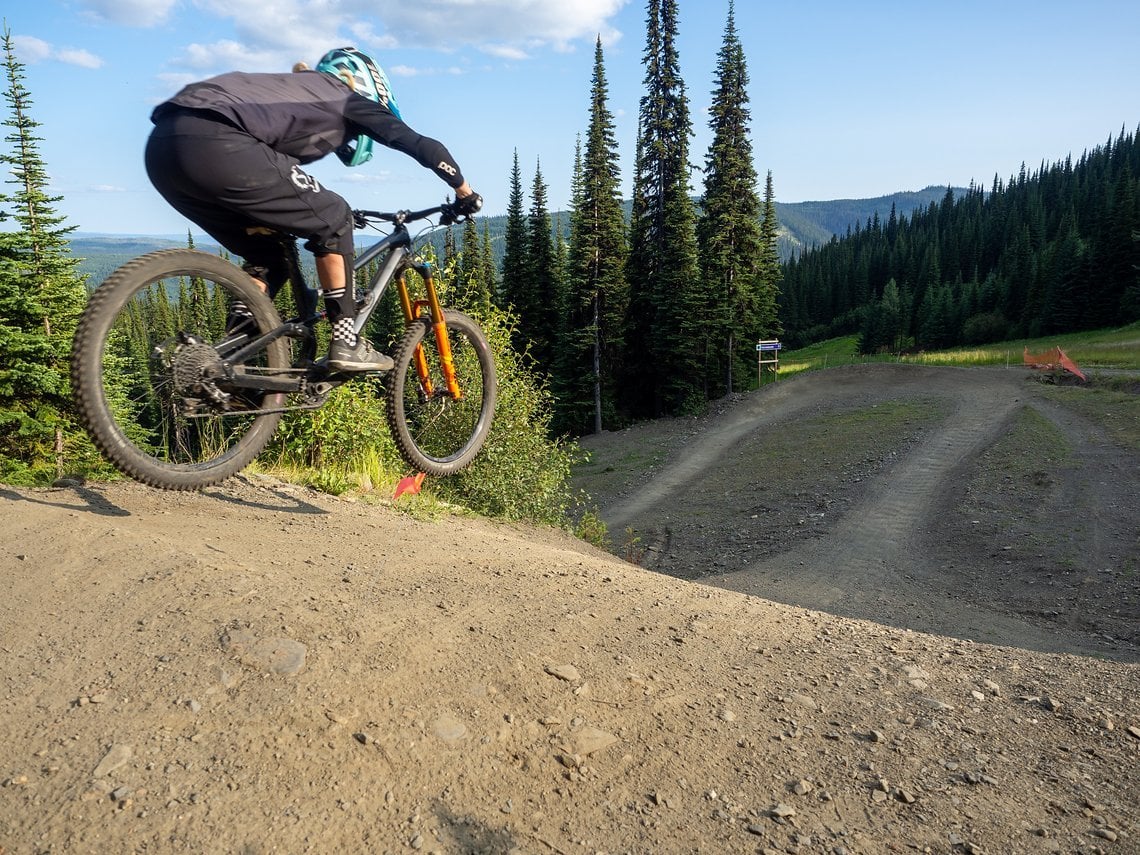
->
xmin=776 ymin=322 xmax=1140 ymax=377
xmin=1039 ymin=387 xmax=1140 ymax=451
xmin=573 ymin=425 xmax=688 ymax=504
xmin=705 ymin=399 xmax=945 ymax=496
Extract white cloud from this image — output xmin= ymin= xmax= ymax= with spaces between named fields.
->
xmin=159 ymin=0 xmax=627 ymax=78
xmin=340 ymin=171 xmax=393 ymax=184
xmin=11 ymin=36 xmax=52 ymax=63
xmin=58 ymin=49 xmax=104 ymax=70
xmin=372 ymin=0 xmax=628 ymax=52
xmin=81 ymin=0 xmax=178 ymax=27
xmin=177 ymin=40 xmax=287 ymax=72
xmin=387 ymin=64 xmax=466 ymax=79
xmin=480 ymin=44 xmax=531 ymax=62
xmin=90 ymin=184 xmax=128 ymax=193
xmin=156 ymin=72 xmax=200 ymax=92
xmin=12 ymin=35 xmax=105 ymax=69
xmin=191 ymin=0 xmax=349 ymax=66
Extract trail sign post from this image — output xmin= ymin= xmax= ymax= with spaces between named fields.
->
xmin=757 ymin=340 xmax=781 ymax=385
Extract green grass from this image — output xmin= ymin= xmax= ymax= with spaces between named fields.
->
xmin=1039 ymin=387 xmax=1140 ymax=451
xmin=778 ymin=322 xmax=1140 ymax=376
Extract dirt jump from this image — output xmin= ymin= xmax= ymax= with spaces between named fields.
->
xmin=1 ymin=363 xmax=1137 ymax=854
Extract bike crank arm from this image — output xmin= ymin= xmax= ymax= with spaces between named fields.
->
xmin=223 ymin=367 xmax=307 ymax=394
xmin=223 ymin=322 xmax=312 ymax=366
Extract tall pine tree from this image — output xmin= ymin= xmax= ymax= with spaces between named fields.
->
xmin=697 ymin=1 xmax=763 ymax=396
xmin=624 ymin=0 xmax=702 ymax=417
xmin=524 ymin=159 xmax=559 ymax=370
xmin=0 ymin=28 xmax=89 ymax=480
xmin=560 ymin=38 xmax=629 ymax=435
xmin=457 ymin=212 xmax=492 ymax=318
xmin=754 ymin=170 xmax=783 ymax=342
xmin=499 ymin=149 xmax=529 ymax=316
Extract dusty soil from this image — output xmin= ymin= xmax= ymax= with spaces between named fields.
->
xmin=1 ymin=364 xmax=1138 ymax=855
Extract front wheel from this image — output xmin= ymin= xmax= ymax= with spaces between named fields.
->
xmin=385 ymin=310 xmax=496 ymax=476
xmin=71 ymin=249 xmax=290 ymax=490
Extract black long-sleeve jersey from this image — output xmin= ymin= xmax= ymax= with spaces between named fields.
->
xmin=152 ymin=70 xmax=465 ymax=189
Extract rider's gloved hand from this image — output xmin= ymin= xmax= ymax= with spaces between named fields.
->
xmin=454 ymin=191 xmax=482 ymax=218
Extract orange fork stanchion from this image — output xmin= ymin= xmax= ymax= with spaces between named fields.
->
xmin=397 ymin=269 xmax=435 ymax=397
xmin=423 ymin=268 xmax=463 ymax=400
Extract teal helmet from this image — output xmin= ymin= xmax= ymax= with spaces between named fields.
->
xmin=315 ymin=46 xmax=402 ymax=167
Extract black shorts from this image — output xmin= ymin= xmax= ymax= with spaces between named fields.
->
xmin=145 ymin=108 xmax=354 ymax=276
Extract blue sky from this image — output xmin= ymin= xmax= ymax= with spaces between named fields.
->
xmin=6 ymin=0 xmax=1139 ymax=236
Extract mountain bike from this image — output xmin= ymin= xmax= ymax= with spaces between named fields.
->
xmin=71 ymin=202 xmax=496 ymax=491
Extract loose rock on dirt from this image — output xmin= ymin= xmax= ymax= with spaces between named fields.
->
xmin=1 ymin=363 xmax=1137 ymax=853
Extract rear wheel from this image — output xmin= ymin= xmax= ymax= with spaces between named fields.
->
xmin=385 ymin=310 xmax=496 ymax=476
xmin=71 ymin=249 xmax=289 ymax=490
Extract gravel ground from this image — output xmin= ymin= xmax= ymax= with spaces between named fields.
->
xmin=0 ymin=363 xmax=1137 ymax=854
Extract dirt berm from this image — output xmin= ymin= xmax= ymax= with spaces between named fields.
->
xmin=1 ymin=363 xmax=1137 ymax=854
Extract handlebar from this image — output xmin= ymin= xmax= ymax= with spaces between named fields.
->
xmin=353 ymin=202 xmax=463 ymax=230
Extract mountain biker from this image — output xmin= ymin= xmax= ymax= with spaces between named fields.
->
xmin=144 ymin=46 xmax=482 ymax=372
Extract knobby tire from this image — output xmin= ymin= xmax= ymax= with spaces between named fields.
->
xmin=71 ymin=249 xmax=289 ymax=490
xmin=385 ymin=310 xmax=496 ymax=476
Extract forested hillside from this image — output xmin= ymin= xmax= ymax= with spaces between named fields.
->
xmin=69 ymin=234 xmax=222 ymax=284
xmin=780 ymin=127 xmax=1140 ymax=351
xmin=71 ymin=188 xmax=952 ymax=287
xmin=774 ymin=186 xmax=960 ymax=259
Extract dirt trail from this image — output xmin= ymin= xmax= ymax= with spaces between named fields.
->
xmin=1 ymin=364 xmax=1138 ymax=854
xmin=592 ymin=364 xmax=1138 ymax=662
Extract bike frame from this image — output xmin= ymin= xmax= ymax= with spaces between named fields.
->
xmin=228 ymin=207 xmax=464 ymax=403
xmin=350 ymin=209 xmax=464 ymax=400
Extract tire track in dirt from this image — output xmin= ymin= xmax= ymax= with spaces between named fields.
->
xmin=1011 ymin=398 xmax=1140 ymax=641
xmin=601 ymin=379 xmax=827 ymax=530
xmin=601 ymin=365 xmax=1126 ymax=656
xmin=710 ymin=373 xmax=1048 ymax=646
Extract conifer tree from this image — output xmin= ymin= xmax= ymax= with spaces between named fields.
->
xmin=754 ymin=170 xmax=784 ymax=339
xmin=524 ymin=159 xmax=558 ymax=370
xmin=560 ymin=39 xmax=629 ymax=435
xmin=456 ymin=213 xmax=492 ymax=318
xmin=625 ymin=0 xmax=702 ymax=416
xmin=442 ymin=222 xmax=458 ymax=274
xmin=479 ymin=221 xmax=498 ymax=303
xmin=697 ymin=2 xmax=763 ymax=395
xmin=460 ymin=213 xmax=480 ymax=290
xmin=499 ymin=150 xmax=529 ymax=315
xmin=0 ymin=28 xmax=89 ymax=480
xmin=550 ymin=210 xmax=571 ymax=385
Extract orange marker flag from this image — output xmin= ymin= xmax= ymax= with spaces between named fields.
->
xmin=1057 ymin=348 xmax=1087 ymax=382
xmin=394 ymin=472 xmax=426 ymax=499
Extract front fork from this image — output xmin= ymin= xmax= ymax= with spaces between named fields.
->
xmin=397 ymin=261 xmax=463 ymax=400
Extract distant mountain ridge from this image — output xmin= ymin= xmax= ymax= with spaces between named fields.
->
xmin=69 ymin=185 xmax=964 ymax=282
xmin=772 ymin=185 xmax=967 ymax=258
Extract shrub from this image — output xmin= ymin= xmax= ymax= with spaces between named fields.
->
xmin=433 ymin=307 xmax=583 ymax=527
xmin=270 ymin=377 xmax=402 ymax=479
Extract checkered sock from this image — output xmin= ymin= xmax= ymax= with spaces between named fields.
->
xmin=332 ymin=317 xmax=357 ymax=345
xmin=323 ymin=288 xmax=358 ymax=345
